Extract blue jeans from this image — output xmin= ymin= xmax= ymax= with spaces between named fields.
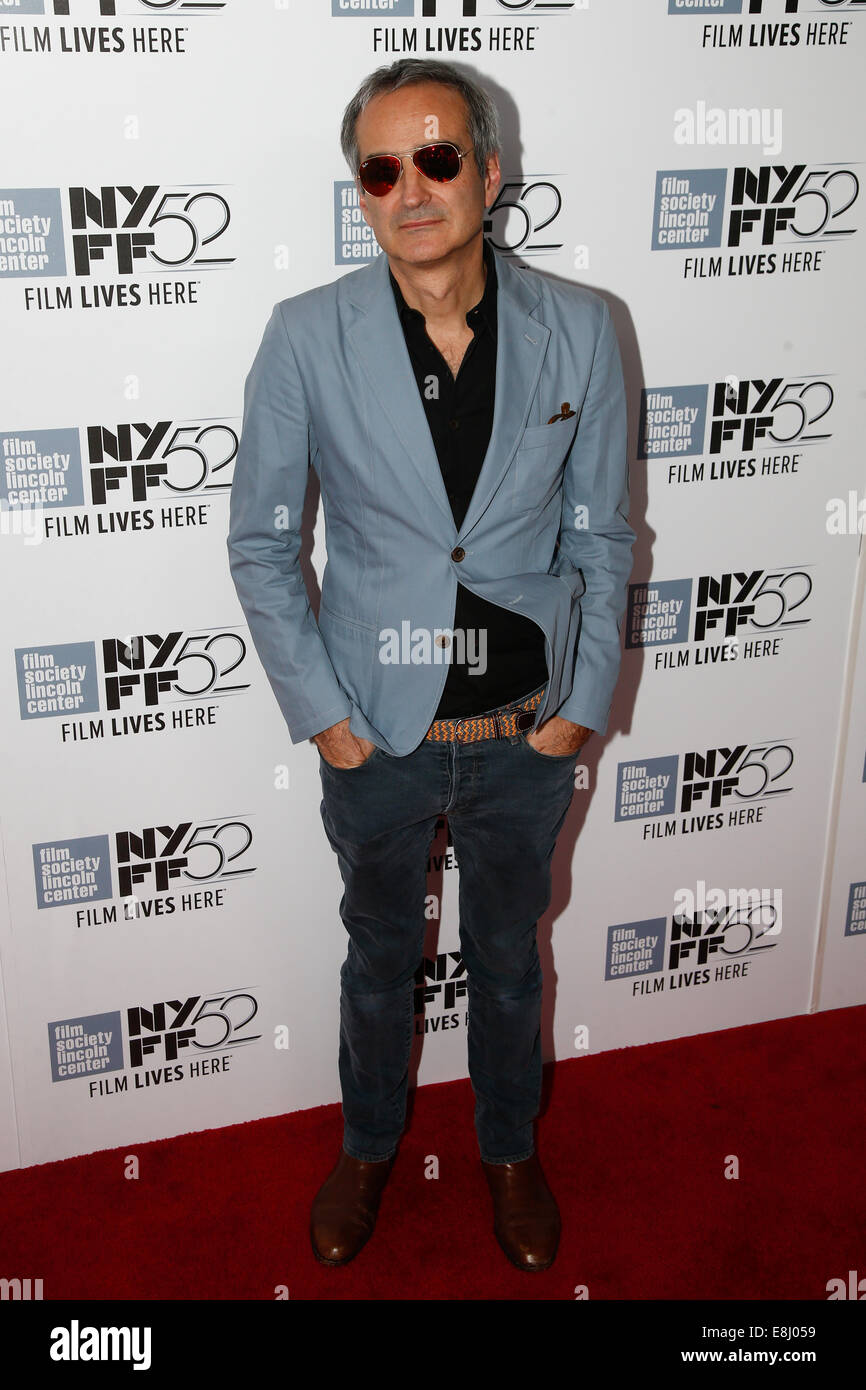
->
xmin=317 ymin=684 xmax=580 ymax=1165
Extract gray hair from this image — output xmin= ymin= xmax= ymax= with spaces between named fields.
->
xmin=340 ymin=58 xmax=501 ymax=181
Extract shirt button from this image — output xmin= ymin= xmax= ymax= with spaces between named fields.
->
xmin=451 ymin=546 xmax=465 ymax=562
xmin=448 ymin=418 xmax=459 ymax=431
xmin=435 ymin=634 xmax=451 ymax=648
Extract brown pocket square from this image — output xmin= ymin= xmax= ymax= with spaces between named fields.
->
xmin=547 ymin=401 xmax=576 ymax=423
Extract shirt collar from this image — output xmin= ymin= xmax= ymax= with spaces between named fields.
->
xmin=388 ymin=237 xmax=497 ymax=335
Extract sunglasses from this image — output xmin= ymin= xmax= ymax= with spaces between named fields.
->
xmin=357 ymin=141 xmax=470 ymax=197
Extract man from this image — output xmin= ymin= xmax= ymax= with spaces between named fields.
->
xmin=227 ymin=57 xmax=635 ymax=1273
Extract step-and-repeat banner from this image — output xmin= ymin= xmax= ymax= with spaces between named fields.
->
xmin=0 ymin=0 xmax=863 ymax=1170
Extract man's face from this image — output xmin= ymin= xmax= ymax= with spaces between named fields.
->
xmin=354 ymin=81 xmax=500 ymax=268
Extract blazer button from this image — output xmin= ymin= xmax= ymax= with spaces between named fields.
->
xmin=451 ymin=546 xmax=465 ymax=562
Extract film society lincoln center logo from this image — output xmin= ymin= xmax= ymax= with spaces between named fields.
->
xmin=625 ymin=561 xmax=814 ymax=673
xmin=1 ymin=184 xmax=235 ymax=309
xmin=615 ymin=737 xmax=796 ymax=841
xmin=1 ymin=418 xmax=239 ymax=535
xmin=32 ymin=814 xmax=256 ymax=927
xmin=651 ymin=161 xmax=859 ymax=279
xmin=14 ymin=633 xmax=249 ymax=743
xmin=602 ymin=878 xmax=783 ymax=1000
xmin=637 ymin=371 xmax=834 ymax=489
xmin=47 ymin=987 xmax=262 ymax=1096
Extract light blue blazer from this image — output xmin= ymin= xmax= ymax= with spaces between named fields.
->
xmin=227 ymin=243 xmax=636 ymax=755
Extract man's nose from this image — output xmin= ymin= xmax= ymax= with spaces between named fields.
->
xmin=399 ymin=157 xmax=431 ymax=206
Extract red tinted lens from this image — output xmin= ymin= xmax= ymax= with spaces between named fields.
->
xmin=358 ymin=155 xmax=402 ymax=196
xmin=413 ymin=144 xmax=461 ymax=182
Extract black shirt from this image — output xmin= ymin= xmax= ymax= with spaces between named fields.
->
xmin=388 ymin=238 xmax=548 ymax=718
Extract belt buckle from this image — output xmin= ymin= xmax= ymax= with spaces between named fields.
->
xmin=515 ymin=709 xmax=536 ymax=732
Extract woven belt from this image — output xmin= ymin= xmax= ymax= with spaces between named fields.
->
xmin=424 ymin=685 xmax=546 ymax=743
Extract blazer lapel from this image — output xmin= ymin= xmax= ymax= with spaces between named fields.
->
xmin=458 ymin=249 xmax=550 ymax=540
xmin=343 ymin=252 xmax=456 ymax=536
xmin=341 ymin=242 xmax=550 ymax=541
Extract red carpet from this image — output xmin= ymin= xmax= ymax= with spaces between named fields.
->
xmin=1 ymin=1005 xmax=863 ymax=1301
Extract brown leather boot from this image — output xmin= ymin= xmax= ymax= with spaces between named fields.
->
xmin=481 ymin=1152 xmax=561 ymax=1271
xmin=310 ymin=1148 xmax=395 ymax=1266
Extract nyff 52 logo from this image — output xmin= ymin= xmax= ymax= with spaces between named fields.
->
xmin=87 ymin=419 xmax=238 ymax=503
xmin=726 ymin=163 xmax=858 ymax=246
xmin=115 ymin=817 xmax=255 ymax=899
xmin=102 ymin=632 xmax=247 ymax=709
xmin=681 ymin=742 xmax=794 ymax=810
xmin=709 ymin=376 xmax=833 ymax=452
xmin=692 ymin=567 xmax=811 ymax=640
xmin=68 ymin=185 xmax=235 ymax=275
xmin=126 ymin=990 xmax=260 ymax=1069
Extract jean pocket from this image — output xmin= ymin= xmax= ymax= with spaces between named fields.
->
xmin=318 ymin=745 xmax=381 ymax=772
xmin=519 ymin=729 xmax=580 ymax=763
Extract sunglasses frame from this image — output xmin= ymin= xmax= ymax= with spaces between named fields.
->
xmin=356 ymin=141 xmax=471 ymax=197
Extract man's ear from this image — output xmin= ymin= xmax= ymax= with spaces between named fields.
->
xmin=484 ymin=151 xmax=502 ymax=210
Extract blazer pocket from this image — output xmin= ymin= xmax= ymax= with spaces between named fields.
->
xmin=517 ymin=415 xmax=577 ymax=449
xmin=510 ymin=416 xmax=577 ymax=515
xmin=317 ymin=602 xmax=377 ymax=709
xmin=319 ymin=599 xmax=378 ymax=634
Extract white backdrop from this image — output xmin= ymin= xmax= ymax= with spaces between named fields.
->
xmin=0 ymin=0 xmax=864 ymax=1170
